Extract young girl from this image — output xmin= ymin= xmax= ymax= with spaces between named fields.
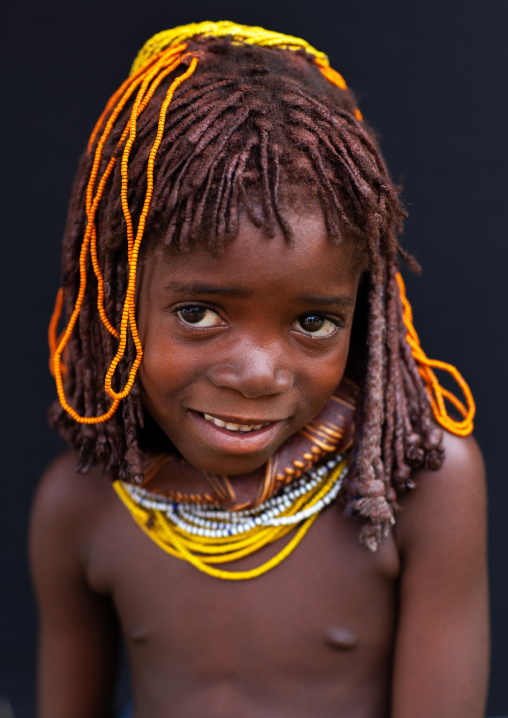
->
xmin=30 ymin=21 xmax=488 ymax=718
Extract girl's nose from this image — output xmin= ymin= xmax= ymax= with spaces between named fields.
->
xmin=208 ymin=345 xmax=293 ymax=398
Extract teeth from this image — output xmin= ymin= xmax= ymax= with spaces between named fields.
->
xmin=203 ymin=414 xmax=267 ymax=433
xmin=204 ymin=414 xmax=227 ymax=428
xmin=204 ymin=414 xmax=226 ymax=427
xmin=225 ymin=422 xmax=242 ymax=431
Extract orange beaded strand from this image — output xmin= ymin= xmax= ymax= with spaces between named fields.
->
xmin=314 ymin=57 xmax=363 ymax=121
xmin=118 ymin=50 xmax=189 ymax=256
xmin=87 ymin=43 xmax=188 ymax=153
xmin=50 ymin=49 xmax=197 ymax=423
xmin=396 ymin=272 xmax=475 ymax=436
xmin=48 ymin=287 xmax=66 ymax=377
xmin=103 ymin=57 xmax=199 ymax=403
xmin=50 ymin=49 xmax=187 ymax=385
xmin=86 ymin=47 xmax=188 ymax=337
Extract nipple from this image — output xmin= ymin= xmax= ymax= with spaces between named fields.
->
xmin=325 ymin=626 xmax=357 ymax=651
xmin=130 ymin=626 xmax=148 ymax=644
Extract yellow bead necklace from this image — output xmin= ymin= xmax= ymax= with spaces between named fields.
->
xmin=114 ymin=454 xmax=348 ymax=580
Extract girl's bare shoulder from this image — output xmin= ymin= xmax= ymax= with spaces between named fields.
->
xmin=30 ymin=452 xmax=115 ymax=556
xmin=394 ymin=431 xmax=486 ymax=557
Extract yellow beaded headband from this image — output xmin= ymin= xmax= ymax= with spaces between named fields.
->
xmin=132 ymin=21 xmax=327 ymax=71
xmin=130 ymin=21 xmax=363 ymax=122
xmin=49 ymin=21 xmax=474 ymax=436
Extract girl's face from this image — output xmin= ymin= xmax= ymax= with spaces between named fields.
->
xmin=137 ymin=208 xmax=364 ymax=476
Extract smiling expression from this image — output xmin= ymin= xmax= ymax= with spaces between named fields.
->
xmin=136 ymin=209 xmax=365 ymax=476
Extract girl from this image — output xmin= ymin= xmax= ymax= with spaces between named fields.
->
xmin=30 ymin=21 xmax=488 ymax=718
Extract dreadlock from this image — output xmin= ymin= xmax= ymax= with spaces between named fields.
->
xmin=49 ymin=22 xmax=475 ymax=549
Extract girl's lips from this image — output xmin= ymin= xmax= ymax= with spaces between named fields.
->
xmin=188 ymin=410 xmax=285 ymax=456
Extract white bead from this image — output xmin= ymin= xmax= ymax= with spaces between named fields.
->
xmin=121 ymin=454 xmax=347 ymax=539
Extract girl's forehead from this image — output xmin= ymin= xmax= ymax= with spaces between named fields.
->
xmin=142 ymin=208 xmax=366 ymax=291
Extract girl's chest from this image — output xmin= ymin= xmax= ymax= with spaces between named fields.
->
xmin=86 ymin=496 xmax=400 ymax=679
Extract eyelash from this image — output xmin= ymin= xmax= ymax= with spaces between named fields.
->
xmin=174 ymin=305 xmax=342 ymax=338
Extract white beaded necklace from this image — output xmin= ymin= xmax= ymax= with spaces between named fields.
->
xmin=122 ymin=453 xmax=347 ymax=540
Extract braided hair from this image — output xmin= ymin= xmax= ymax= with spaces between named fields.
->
xmin=49 ymin=24 xmax=474 ymax=549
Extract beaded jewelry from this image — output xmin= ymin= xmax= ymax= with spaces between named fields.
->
xmin=396 ymin=273 xmax=475 ymax=436
xmin=114 ymin=454 xmax=348 ymax=580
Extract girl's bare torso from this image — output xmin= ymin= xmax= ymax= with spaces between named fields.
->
xmin=32 ymin=432 xmax=488 ymax=718
xmin=80 ymin=458 xmax=400 ymax=718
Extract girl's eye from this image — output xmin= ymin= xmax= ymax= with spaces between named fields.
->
xmin=176 ymin=306 xmax=222 ymax=327
xmin=294 ymin=314 xmax=338 ymax=337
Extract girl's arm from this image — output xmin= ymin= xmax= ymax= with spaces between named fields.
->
xmin=30 ymin=454 xmax=119 ymax=718
xmin=391 ymin=433 xmax=489 ymax=717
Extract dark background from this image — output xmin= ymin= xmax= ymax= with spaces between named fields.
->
xmin=1 ymin=0 xmax=507 ymax=715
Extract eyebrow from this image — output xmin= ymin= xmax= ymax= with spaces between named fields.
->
xmin=296 ymin=293 xmax=355 ymax=308
xmin=164 ymin=282 xmax=354 ymax=308
xmin=163 ymin=281 xmax=252 ymax=297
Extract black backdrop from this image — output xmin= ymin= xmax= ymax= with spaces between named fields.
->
xmin=1 ymin=0 xmax=507 ymax=715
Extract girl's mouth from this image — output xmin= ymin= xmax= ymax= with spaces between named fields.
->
xmin=188 ymin=410 xmax=285 ymax=457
